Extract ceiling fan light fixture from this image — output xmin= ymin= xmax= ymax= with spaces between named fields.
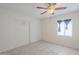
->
xmin=47 ymin=9 xmax=54 ymax=13
xmin=47 ymin=6 xmax=55 ymax=13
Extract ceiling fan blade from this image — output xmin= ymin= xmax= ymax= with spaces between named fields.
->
xmin=55 ymin=7 xmax=67 ymax=10
xmin=36 ymin=7 xmax=47 ymax=9
xmin=41 ymin=11 xmax=47 ymax=15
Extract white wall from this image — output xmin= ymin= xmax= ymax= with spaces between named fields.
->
xmin=41 ymin=10 xmax=79 ymax=49
xmin=0 ymin=8 xmax=41 ymax=52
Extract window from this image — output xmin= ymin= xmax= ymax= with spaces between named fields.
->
xmin=57 ymin=19 xmax=72 ymax=36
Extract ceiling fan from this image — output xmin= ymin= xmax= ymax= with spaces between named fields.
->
xmin=36 ymin=3 xmax=67 ymax=15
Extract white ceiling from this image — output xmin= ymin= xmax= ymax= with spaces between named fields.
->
xmin=0 ymin=3 xmax=79 ymax=18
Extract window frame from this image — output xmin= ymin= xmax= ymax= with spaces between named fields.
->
xmin=57 ymin=19 xmax=72 ymax=37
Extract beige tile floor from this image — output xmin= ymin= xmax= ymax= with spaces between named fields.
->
xmin=0 ymin=40 xmax=79 ymax=55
